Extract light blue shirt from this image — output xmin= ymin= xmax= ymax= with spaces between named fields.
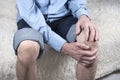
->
xmin=16 ymin=0 xmax=89 ymax=52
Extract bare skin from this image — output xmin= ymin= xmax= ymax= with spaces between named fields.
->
xmin=76 ymin=15 xmax=99 ymax=42
xmin=61 ymin=35 xmax=98 ymax=80
xmin=76 ymin=30 xmax=98 ymax=80
xmin=16 ymin=40 xmax=40 ymax=80
xmin=16 ymin=15 xmax=99 ymax=80
xmin=61 ymin=15 xmax=99 ymax=80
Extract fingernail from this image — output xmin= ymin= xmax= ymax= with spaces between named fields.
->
xmin=87 ymin=46 xmax=89 ymax=48
xmin=86 ymin=46 xmax=90 ymax=49
xmin=96 ymin=37 xmax=99 ymax=41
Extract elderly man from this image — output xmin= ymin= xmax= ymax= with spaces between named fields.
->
xmin=13 ymin=0 xmax=99 ymax=80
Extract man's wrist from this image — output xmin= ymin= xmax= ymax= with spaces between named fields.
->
xmin=80 ymin=15 xmax=91 ymax=21
xmin=61 ymin=42 xmax=69 ymax=55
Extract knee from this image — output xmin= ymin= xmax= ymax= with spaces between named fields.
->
xmin=76 ymin=31 xmax=98 ymax=49
xmin=17 ymin=40 xmax=40 ymax=65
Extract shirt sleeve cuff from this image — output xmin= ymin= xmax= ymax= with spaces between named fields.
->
xmin=75 ymin=8 xmax=91 ymax=20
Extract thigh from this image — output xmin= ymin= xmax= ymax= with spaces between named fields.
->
xmin=49 ymin=15 xmax=78 ymax=41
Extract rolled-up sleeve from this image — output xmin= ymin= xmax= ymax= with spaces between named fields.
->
xmin=16 ymin=0 xmax=66 ymax=52
xmin=68 ymin=0 xmax=89 ymax=19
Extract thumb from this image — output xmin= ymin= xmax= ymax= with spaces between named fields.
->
xmin=76 ymin=42 xmax=90 ymax=50
xmin=76 ymin=23 xmax=81 ymax=35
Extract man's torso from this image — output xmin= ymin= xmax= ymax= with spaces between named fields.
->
xmin=17 ymin=0 xmax=71 ymax=22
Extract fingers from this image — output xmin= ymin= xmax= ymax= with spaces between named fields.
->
xmin=79 ymin=48 xmax=98 ymax=57
xmin=75 ymin=55 xmax=82 ymax=62
xmin=76 ymin=15 xmax=99 ymax=42
xmin=95 ymin=27 xmax=99 ymax=41
xmin=84 ymin=24 xmax=96 ymax=42
xmin=73 ymin=48 xmax=98 ymax=62
xmin=76 ymin=23 xmax=82 ymax=35
xmin=75 ymin=42 xmax=90 ymax=50
xmin=83 ymin=24 xmax=90 ymax=41
xmin=89 ymin=24 xmax=99 ymax=42
xmin=80 ymin=54 xmax=98 ymax=66
xmin=80 ymin=60 xmax=95 ymax=67
xmin=79 ymin=48 xmax=98 ymax=66
xmin=81 ymin=52 xmax=98 ymax=61
xmin=80 ymin=60 xmax=92 ymax=66
xmin=80 ymin=62 xmax=87 ymax=66
xmin=81 ymin=23 xmax=99 ymax=42
xmin=89 ymin=25 xmax=95 ymax=41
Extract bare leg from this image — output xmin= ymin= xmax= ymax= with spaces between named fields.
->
xmin=76 ymin=31 xmax=98 ymax=80
xmin=16 ymin=58 xmax=27 ymax=80
xmin=16 ymin=40 xmax=40 ymax=80
xmin=27 ymin=61 xmax=38 ymax=80
xmin=76 ymin=59 xmax=98 ymax=80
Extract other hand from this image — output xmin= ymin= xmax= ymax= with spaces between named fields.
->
xmin=61 ymin=42 xmax=98 ymax=66
xmin=76 ymin=15 xmax=99 ymax=42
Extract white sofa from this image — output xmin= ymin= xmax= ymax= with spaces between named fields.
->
xmin=0 ymin=0 xmax=120 ymax=80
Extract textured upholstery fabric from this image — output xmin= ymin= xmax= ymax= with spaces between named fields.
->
xmin=0 ymin=0 xmax=120 ymax=79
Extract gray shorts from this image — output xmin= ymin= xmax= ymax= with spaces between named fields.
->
xmin=13 ymin=15 xmax=78 ymax=58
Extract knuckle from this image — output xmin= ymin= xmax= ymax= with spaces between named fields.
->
xmin=89 ymin=53 xmax=94 ymax=57
xmin=87 ymin=52 xmax=91 ymax=55
xmin=86 ymin=61 xmax=90 ymax=65
xmin=89 ymin=56 xmax=95 ymax=61
xmin=91 ymin=52 xmax=96 ymax=56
